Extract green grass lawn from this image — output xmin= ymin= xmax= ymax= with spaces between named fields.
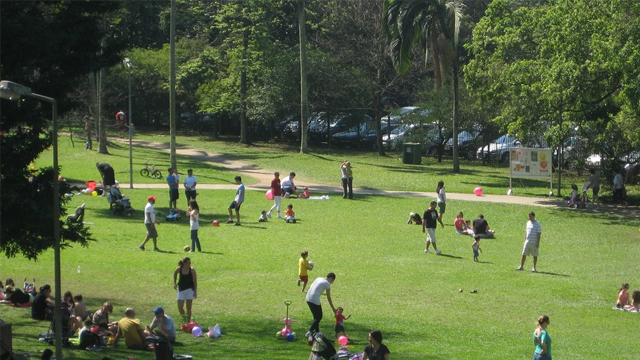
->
xmin=3 ymin=185 xmax=640 ymax=359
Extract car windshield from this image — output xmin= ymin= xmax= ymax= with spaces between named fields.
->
xmin=494 ymin=135 xmax=516 ymax=144
xmin=391 ymin=125 xmax=412 ymax=135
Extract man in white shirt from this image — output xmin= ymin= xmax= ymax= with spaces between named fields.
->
xmin=305 ymin=273 xmax=336 ymax=337
xmin=517 ymin=211 xmax=542 ymax=272
xmin=183 ymin=169 xmax=197 ymax=205
xmin=139 ymin=196 xmax=161 ymax=251
xmin=281 ymin=172 xmax=297 ymax=197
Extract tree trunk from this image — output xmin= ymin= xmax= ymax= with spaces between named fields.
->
xmin=97 ymin=68 xmax=109 ymax=154
xmin=298 ymin=0 xmax=309 ymax=154
xmin=240 ymin=29 xmax=250 ymax=145
xmin=452 ymin=50 xmax=460 ymax=173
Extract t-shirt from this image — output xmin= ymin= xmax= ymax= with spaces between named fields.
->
xmin=335 ymin=313 xmax=346 ymax=325
xmin=190 ymin=210 xmax=199 ymax=231
xmin=285 ymin=209 xmax=295 ymax=217
xmin=150 ymin=315 xmax=176 ymax=341
xmin=166 ymin=174 xmax=179 ymax=190
xmin=271 ymin=178 xmax=282 ymax=196
xmin=613 ymin=173 xmax=624 ymax=189
xmin=437 ymin=188 xmax=446 ymax=204
xmin=92 ymin=309 xmax=109 ymax=326
xmin=525 ymin=220 xmax=542 ymax=243
xmin=363 ymin=343 xmax=390 ymax=360
xmin=454 ymin=218 xmax=465 ymax=231
xmin=299 ymin=257 xmax=309 ymax=276
xmin=423 ymin=209 xmax=439 ymax=229
xmin=184 ymin=175 xmax=197 ymax=190
xmin=118 ymin=317 xmax=144 ymax=347
xmin=305 ymin=277 xmax=331 ymax=306
xmin=31 ymin=292 xmax=49 ymax=320
xmin=144 ymin=202 xmax=156 ymax=224
xmin=472 ymin=241 xmax=480 ymax=251
xmin=534 ymin=330 xmax=551 ymax=357
xmin=9 ymin=289 xmax=31 ymax=304
xmin=473 ymin=218 xmax=488 ymax=234
xmin=234 ymin=183 xmax=245 ymax=203
xmin=281 ymin=176 xmax=295 ymax=189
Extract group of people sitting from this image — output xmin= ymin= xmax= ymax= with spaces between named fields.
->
xmin=616 ymin=283 xmax=640 ymax=312
xmin=408 ymin=211 xmax=496 ymax=238
xmin=2 ymin=278 xmax=176 ymax=352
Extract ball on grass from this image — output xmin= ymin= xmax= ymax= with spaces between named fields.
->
xmin=286 ymin=333 xmax=295 ymax=341
xmin=184 ymin=246 xmax=191 ymax=252
xmin=212 ymin=220 xmax=220 ymax=227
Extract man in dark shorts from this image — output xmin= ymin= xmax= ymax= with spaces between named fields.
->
xmin=226 ymin=176 xmax=244 ymax=226
xmin=96 ymin=162 xmax=115 ymax=196
xmin=166 ymin=168 xmax=179 ymax=210
xmin=139 ymin=196 xmax=161 ymax=251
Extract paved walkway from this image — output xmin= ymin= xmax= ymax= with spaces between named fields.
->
xmin=104 ymin=136 xmax=636 ymax=216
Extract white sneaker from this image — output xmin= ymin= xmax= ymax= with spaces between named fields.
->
xmin=277 ymin=214 xmax=284 ymax=219
xmin=424 ymin=249 xmax=432 ymax=254
xmin=305 ymin=331 xmax=312 ymax=338
xmin=516 ymin=266 xmax=524 ymax=271
xmin=532 ymin=267 xmax=537 ymax=272
xmin=435 ymin=250 xmax=442 ymax=255
xmin=267 ymin=212 xmax=272 ymax=219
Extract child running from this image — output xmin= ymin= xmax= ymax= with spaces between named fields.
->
xmin=334 ymin=307 xmax=351 ymax=338
xmin=298 ymin=251 xmax=311 ymax=292
xmin=472 ymin=236 xmax=482 ymax=262
xmin=285 ymin=204 xmax=296 ymax=223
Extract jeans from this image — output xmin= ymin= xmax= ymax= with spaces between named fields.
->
xmin=341 ymin=177 xmax=353 ymax=199
xmin=191 ymin=229 xmax=201 ymax=252
xmin=534 ymin=353 xmax=551 ymax=360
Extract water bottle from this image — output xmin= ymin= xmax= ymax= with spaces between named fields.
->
xmin=77 ymin=266 xmax=81 ymax=274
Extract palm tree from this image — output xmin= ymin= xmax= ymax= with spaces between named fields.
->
xmin=383 ymin=0 xmax=464 ymax=172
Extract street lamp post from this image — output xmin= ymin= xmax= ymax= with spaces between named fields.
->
xmin=0 ymin=80 xmax=62 ymax=360
xmin=123 ymin=58 xmax=134 ymax=189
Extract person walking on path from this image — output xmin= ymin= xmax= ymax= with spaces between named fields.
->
xmin=517 ymin=211 xmax=542 ymax=272
xmin=423 ymin=201 xmax=444 ymax=254
xmin=166 ymin=168 xmax=179 ymax=210
xmin=183 ymin=169 xmax=197 ymax=206
xmin=436 ymin=180 xmax=446 ymax=221
xmin=84 ymin=115 xmax=93 ymax=150
xmin=267 ymin=172 xmax=283 ymax=219
xmin=586 ymin=168 xmax=600 ymax=204
xmin=96 ymin=162 xmax=116 ymax=196
xmin=227 ymin=176 xmax=244 ymax=226
xmin=613 ymin=168 xmax=627 ymax=206
xmin=139 ymin=196 xmax=161 ymax=251
xmin=115 ymin=111 xmax=127 ymax=138
xmin=341 ymin=160 xmax=353 ymax=199
xmin=305 ymin=273 xmax=337 ymax=337
xmin=533 ymin=315 xmax=552 ymax=360
xmin=173 ymin=257 xmax=197 ymax=324
xmin=187 ymin=200 xmax=201 ymax=252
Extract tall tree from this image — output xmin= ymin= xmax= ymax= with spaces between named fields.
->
xmin=383 ymin=0 xmax=464 ymax=171
xmin=298 ymin=0 xmax=310 ymax=153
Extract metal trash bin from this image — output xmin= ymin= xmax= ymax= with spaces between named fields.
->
xmin=402 ymin=142 xmax=422 ymax=164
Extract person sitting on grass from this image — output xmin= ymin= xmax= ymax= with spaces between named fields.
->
xmin=78 ymin=319 xmax=102 ymax=350
xmin=624 ymin=290 xmax=640 ymax=312
xmin=93 ymin=301 xmax=118 ymax=334
xmin=32 ymin=284 xmax=55 ymax=320
xmin=144 ymin=306 xmax=176 ymax=343
xmin=298 ymin=187 xmax=310 ymax=199
xmin=258 ymin=210 xmax=268 ymax=222
xmin=112 ymin=308 xmax=149 ymax=350
xmin=454 ymin=212 xmax=473 ymax=235
xmin=285 ymin=204 xmax=296 ymax=223
xmin=617 ymin=283 xmax=630 ymax=309
xmin=472 ymin=214 xmax=495 ymax=238
xmin=73 ymin=294 xmax=91 ymax=322
xmin=4 ymin=285 xmax=35 ymax=305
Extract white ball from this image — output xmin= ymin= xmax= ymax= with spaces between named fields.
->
xmin=307 ymin=261 xmax=314 ymax=270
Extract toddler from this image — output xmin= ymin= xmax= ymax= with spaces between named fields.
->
xmin=298 ymin=187 xmax=310 ymax=199
xmin=258 ymin=210 xmax=268 ymax=222
xmin=334 ymin=307 xmax=351 ymax=338
xmin=471 ymin=236 xmax=482 ymax=262
xmin=298 ymin=251 xmax=310 ymax=292
xmin=285 ymin=204 xmax=296 ymax=223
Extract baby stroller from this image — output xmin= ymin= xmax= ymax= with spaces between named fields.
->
xmin=107 ymin=187 xmax=134 ymax=216
xmin=308 ymin=332 xmax=338 ymax=360
xmin=42 ymin=301 xmax=74 ymax=346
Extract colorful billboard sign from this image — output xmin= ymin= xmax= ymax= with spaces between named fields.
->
xmin=510 ymin=147 xmax=552 ymax=179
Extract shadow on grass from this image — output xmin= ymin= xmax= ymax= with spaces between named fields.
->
xmin=437 ymin=253 xmax=463 ymax=260
xmin=534 ymin=271 xmax=570 ymax=277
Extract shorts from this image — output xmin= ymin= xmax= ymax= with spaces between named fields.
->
xmin=473 ymin=250 xmax=479 ymax=257
xmin=334 ymin=324 xmax=345 ymax=334
xmin=522 ymin=241 xmax=539 ymax=257
xmin=118 ymin=125 xmax=126 ymax=131
xmin=177 ymin=288 xmax=195 ymax=301
xmin=170 ymin=188 xmax=179 ymax=201
xmin=299 ymin=275 xmax=308 ymax=283
xmin=145 ymin=223 xmax=158 ymax=238
xmin=185 ymin=189 xmax=197 ymax=199
xmin=229 ymin=201 xmax=242 ymax=211
xmin=592 ymin=185 xmax=600 ymax=197
xmin=426 ymin=228 xmax=437 ymax=243
xmin=438 ymin=201 xmax=446 ymax=214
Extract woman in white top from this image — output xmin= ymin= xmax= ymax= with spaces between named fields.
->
xmin=188 ymin=200 xmax=201 ymax=252
xmin=436 ymin=180 xmax=446 ymax=221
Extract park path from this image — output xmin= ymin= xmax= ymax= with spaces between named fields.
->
xmin=106 ymin=136 xmax=637 ymax=216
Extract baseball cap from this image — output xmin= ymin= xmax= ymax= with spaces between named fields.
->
xmin=147 ymin=196 xmax=157 ymax=201
xmin=152 ymin=306 xmax=164 ymax=314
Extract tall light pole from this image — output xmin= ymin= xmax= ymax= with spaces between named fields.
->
xmin=0 ymin=80 xmax=62 ymax=360
xmin=123 ymin=58 xmax=134 ymax=189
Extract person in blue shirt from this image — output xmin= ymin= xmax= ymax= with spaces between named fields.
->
xmin=533 ymin=315 xmax=552 ymax=360
xmin=226 ymin=176 xmax=245 ymax=226
xmin=166 ymin=168 xmax=179 ymax=210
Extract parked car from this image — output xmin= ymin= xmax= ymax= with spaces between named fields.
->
xmin=382 ymin=123 xmax=439 ymax=153
xmin=476 ymin=134 xmax=522 ymax=162
xmin=444 ymin=130 xmax=481 ymax=159
xmin=332 ymin=123 xmax=398 ymax=149
xmin=361 ymin=124 xmax=399 ymax=150
xmin=308 ymin=112 xmax=368 ymax=143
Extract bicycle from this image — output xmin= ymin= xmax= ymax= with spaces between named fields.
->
xmin=140 ymin=161 xmax=163 ymax=179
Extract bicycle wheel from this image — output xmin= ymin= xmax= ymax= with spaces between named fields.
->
xmin=153 ymin=170 xmax=163 ymax=179
xmin=140 ymin=168 xmax=150 ymax=177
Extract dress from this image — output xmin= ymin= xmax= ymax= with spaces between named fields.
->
xmin=96 ymin=163 xmax=115 ymax=186
xmin=363 ymin=343 xmax=390 ymax=360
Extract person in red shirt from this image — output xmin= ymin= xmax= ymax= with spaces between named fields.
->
xmin=115 ymin=111 xmax=126 ymax=138
xmin=266 ymin=172 xmax=283 ymax=219
xmin=334 ymin=307 xmax=351 ymax=338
